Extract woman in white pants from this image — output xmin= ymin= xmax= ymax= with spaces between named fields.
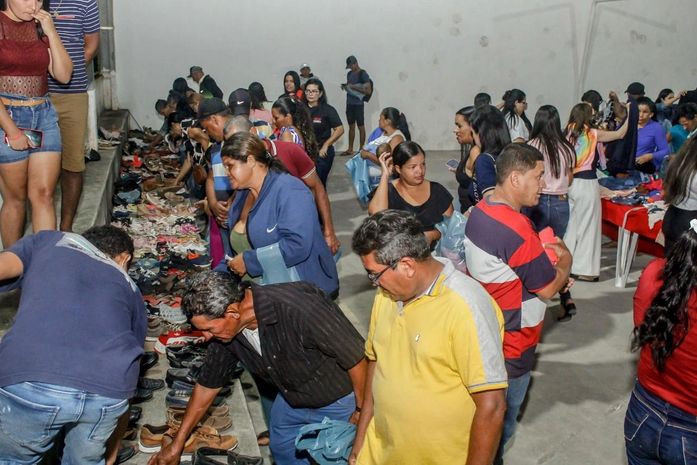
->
xmin=564 ymin=102 xmax=629 ymax=281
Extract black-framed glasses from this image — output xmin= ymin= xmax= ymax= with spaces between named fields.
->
xmin=367 ymin=260 xmax=399 ymax=285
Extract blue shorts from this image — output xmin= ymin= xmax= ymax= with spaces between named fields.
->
xmin=0 ymin=93 xmax=62 ymax=164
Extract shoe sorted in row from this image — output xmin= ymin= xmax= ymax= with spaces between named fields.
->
xmin=155 ymin=329 xmax=205 ymax=354
xmin=162 ymin=426 xmax=238 ymax=458
xmin=194 ymin=447 xmax=263 ymax=465
xmin=166 ymin=407 xmax=232 ymax=432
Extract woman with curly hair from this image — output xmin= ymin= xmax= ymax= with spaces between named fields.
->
xmin=626 ymin=226 xmax=697 ymax=465
xmin=271 ymin=96 xmax=319 ymax=160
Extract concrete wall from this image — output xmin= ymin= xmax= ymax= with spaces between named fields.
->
xmin=113 ymin=0 xmax=696 ymax=150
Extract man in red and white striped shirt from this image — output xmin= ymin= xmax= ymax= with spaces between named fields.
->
xmin=465 ymin=143 xmax=572 ymax=464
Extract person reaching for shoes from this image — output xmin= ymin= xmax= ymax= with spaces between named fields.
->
xmin=149 ymin=271 xmax=367 ymax=465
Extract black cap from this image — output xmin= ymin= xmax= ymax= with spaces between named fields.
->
xmin=346 ymin=55 xmax=358 ymax=69
xmin=197 ymin=98 xmax=228 ymax=120
xmin=625 ymin=82 xmax=645 ymax=95
xmin=228 ymin=88 xmax=251 ymax=116
xmin=188 ymin=66 xmax=203 ymax=78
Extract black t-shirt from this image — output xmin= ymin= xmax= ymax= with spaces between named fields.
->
xmin=370 ymin=181 xmax=453 ymax=231
xmin=310 ymin=103 xmax=342 ymax=147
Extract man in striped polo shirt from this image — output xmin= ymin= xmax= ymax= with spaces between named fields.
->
xmin=465 ymin=143 xmax=572 ymax=465
xmin=48 ymin=0 xmax=100 ymax=232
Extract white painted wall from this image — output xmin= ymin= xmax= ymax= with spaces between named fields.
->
xmin=113 ymin=0 xmax=697 ymax=150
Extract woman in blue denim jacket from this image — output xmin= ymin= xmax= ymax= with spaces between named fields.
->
xmin=221 ymin=131 xmax=339 ymax=298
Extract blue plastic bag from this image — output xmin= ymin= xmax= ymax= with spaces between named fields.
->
xmin=345 ymin=154 xmax=372 ymax=207
xmin=256 ymin=242 xmax=301 ymax=285
xmin=295 ymin=417 xmax=356 ymax=465
xmin=434 ymin=211 xmax=468 ymax=273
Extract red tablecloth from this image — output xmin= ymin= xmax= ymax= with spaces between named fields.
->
xmin=601 ymin=199 xmax=664 ymax=258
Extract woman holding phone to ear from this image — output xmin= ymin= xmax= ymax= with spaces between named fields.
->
xmin=0 ymin=0 xmax=72 ymax=247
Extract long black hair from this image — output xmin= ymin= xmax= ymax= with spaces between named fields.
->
xmin=656 ymin=88 xmax=674 ymax=104
xmin=282 ymin=71 xmax=301 ymax=95
xmin=248 ymin=82 xmax=268 ymax=110
xmin=471 ymin=105 xmax=511 ymax=156
xmin=528 ymin=105 xmax=576 ymax=179
xmin=455 ymin=106 xmax=475 ymax=160
xmin=664 ymin=138 xmax=697 ymax=206
xmin=220 ymin=132 xmax=287 ymax=174
xmin=381 ymin=107 xmax=411 ymax=141
xmin=632 ymin=227 xmax=697 ymax=371
xmin=304 ymin=78 xmax=328 ymax=105
xmin=502 ymin=89 xmax=532 ymax=133
xmin=392 ymin=140 xmax=426 ymax=169
xmin=272 ymin=96 xmax=319 ymax=160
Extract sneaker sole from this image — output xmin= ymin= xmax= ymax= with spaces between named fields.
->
xmin=180 ymin=442 xmax=238 ymax=458
xmin=138 ymin=441 xmax=162 ymax=453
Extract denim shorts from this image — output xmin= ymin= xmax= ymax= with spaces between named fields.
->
xmin=0 ymin=93 xmax=62 ymax=164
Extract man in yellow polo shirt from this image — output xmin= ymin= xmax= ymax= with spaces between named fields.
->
xmin=349 ymin=210 xmax=507 ymax=465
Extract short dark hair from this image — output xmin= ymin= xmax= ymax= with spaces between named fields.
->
xmin=82 ymin=225 xmax=134 ymax=259
xmin=474 ymin=92 xmax=491 ymax=108
xmin=636 ymin=96 xmax=658 ymax=121
xmin=352 ymin=210 xmax=430 ymax=264
xmin=677 ymin=102 xmax=697 ymax=121
xmin=495 ymin=143 xmax=544 ymax=185
xmin=182 ymin=271 xmax=249 ymax=320
xmin=155 ymin=99 xmax=168 ymax=113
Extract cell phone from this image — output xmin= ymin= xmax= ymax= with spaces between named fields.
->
xmin=446 ymin=159 xmax=459 ymax=170
xmin=5 ymin=128 xmax=43 ymax=148
xmin=539 ymin=227 xmax=558 ymax=265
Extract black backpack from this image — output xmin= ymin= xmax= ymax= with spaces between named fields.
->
xmin=363 ymin=77 xmax=374 ymax=103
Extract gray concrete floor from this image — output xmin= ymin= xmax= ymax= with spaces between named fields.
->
xmin=330 ymin=150 xmax=642 ymax=465
xmin=0 ymin=145 xmax=643 ymax=465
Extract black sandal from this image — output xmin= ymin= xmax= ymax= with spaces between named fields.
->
xmin=558 ymin=294 xmax=576 ymax=322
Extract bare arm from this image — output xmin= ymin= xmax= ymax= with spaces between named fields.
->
xmin=360 ymin=149 xmax=379 ymax=165
xmin=347 ymin=358 xmax=368 ymax=424
xmin=148 ymin=384 xmax=220 ymax=465
xmin=303 ymin=171 xmax=340 ymax=254
xmin=0 ymin=251 xmax=23 ymax=281
xmin=367 ymin=153 xmax=392 ymax=215
xmin=83 ymin=32 xmax=99 ymax=63
xmin=35 ymin=11 xmax=72 ymax=83
xmin=348 ymin=360 xmax=375 ymax=465
xmin=598 ymin=104 xmax=630 ymax=143
xmin=466 ymin=389 xmax=507 ymax=465
xmin=320 ymin=125 xmax=345 ymax=157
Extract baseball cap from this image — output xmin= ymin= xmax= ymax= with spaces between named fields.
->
xmin=625 ymin=82 xmax=645 ymax=95
xmin=345 ymin=55 xmax=357 ymax=69
xmin=197 ymin=98 xmax=228 ymax=120
xmin=188 ymin=66 xmax=203 ymax=78
xmin=300 ymin=63 xmax=310 ymax=70
xmin=228 ymin=88 xmax=251 ymax=116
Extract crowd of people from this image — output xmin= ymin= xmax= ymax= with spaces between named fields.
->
xmin=0 ymin=1 xmax=697 ymax=465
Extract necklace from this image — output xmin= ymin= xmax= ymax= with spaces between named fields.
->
xmin=51 ymin=0 xmax=65 ymax=18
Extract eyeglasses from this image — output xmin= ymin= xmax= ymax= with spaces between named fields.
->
xmin=367 ymin=260 xmax=399 ymax=285
xmin=305 ymin=89 xmax=320 ymax=94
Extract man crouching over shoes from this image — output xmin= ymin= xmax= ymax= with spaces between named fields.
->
xmin=149 ymin=271 xmax=367 ymax=465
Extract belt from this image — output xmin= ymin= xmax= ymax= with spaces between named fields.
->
xmin=1 ymin=97 xmax=47 ymax=107
xmin=541 ymin=193 xmax=568 ymax=200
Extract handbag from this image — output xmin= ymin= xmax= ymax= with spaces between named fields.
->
xmin=344 ymin=154 xmax=371 ymax=207
xmin=294 ymin=417 xmax=356 ymax=465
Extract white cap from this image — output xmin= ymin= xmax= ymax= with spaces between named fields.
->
xmin=300 ymin=63 xmax=310 ymax=70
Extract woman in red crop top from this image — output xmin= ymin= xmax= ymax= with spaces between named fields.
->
xmin=0 ymin=0 xmax=71 ymax=247
xmin=626 ymin=224 xmax=697 ymax=465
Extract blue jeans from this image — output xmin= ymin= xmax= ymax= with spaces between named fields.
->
xmin=495 ymin=372 xmax=532 ymax=464
xmin=524 ymin=193 xmax=570 ymax=238
xmin=625 ymin=381 xmax=697 ymax=465
xmin=0 ymin=93 xmax=61 ymax=164
xmin=269 ymin=392 xmax=355 ymax=465
xmin=315 ymin=145 xmax=335 ymax=187
xmin=0 ymin=382 xmax=128 ymax=465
